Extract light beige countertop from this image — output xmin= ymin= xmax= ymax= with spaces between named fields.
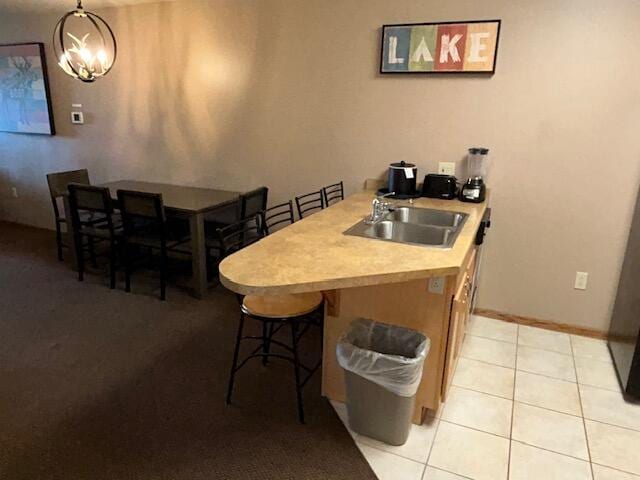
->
xmin=219 ymin=191 xmax=489 ymax=295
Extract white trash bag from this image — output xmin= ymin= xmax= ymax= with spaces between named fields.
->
xmin=337 ymin=319 xmax=430 ymax=397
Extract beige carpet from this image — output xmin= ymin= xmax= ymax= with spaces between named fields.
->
xmin=0 ymin=221 xmax=376 ymax=480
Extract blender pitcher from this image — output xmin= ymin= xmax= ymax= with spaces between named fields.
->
xmin=460 ymin=148 xmax=489 ymax=203
xmin=466 ymin=148 xmax=489 ymax=180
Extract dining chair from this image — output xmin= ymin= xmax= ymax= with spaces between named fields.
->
xmin=67 ymin=183 xmax=121 ymax=289
xmin=322 ymin=181 xmax=344 ymax=207
xmin=204 ymin=186 xmax=268 ymax=235
xmin=218 ymin=216 xmax=323 ymax=423
xmin=240 ymin=186 xmax=269 ymax=219
xmin=46 ymin=169 xmax=90 ymax=261
xmin=295 ymin=190 xmax=324 ymax=219
xmin=217 ymin=215 xmax=264 ymax=259
xmin=262 ymin=200 xmax=295 ymax=235
xmin=205 ymin=187 xmax=269 ymax=271
xmin=117 ymin=189 xmax=190 ymax=301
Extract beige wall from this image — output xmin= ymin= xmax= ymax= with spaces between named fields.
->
xmin=1 ymin=0 xmax=640 ymax=331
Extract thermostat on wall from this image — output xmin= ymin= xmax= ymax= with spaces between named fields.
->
xmin=71 ymin=111 xmax=84 ymax=124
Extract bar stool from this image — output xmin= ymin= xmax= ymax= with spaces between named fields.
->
xmin=226 ymin=291 xmax=324 ymax=424
xmin=322 ymin=181 xmax=344 ymax=207
xmin=294 ymin=190 xmax=324 ymax=219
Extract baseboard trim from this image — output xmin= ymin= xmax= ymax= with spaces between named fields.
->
xmin=473 ymin=308 xmax=608 ymax=340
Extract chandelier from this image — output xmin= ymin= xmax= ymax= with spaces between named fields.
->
xmin=53 ymin=0 xmax=117 ymax=83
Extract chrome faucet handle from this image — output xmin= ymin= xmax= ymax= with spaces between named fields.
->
xmin=366 ymin=192 xmax=396 ymax=224
xmin=377 ymin=191 xmax=396 ymax=200
xmin=377 ymin=191 xmax=396 ymax=211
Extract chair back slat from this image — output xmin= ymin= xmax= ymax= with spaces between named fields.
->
xmin=117 ymin=190 xmax=165 ymax=220
xmin=241 ymin=186 xmax=269 ymax=220
xmin=322 ymin=181 xmax=344 ymax=206
xmin=217 ymin=215 xmax=264 ymax=259
xmin=263 ymin=200 xmax=295 ymax=235
xmin=47 ymin=169 xmax=90 ymax=198
xmin=68 ymin=184 xmax=112 ymax=214
xmin=67 ymin=183 xmax=114 ymax=234
xmin=117 ymin=190 xmax=166 ymax=238
xmin=295 ymin=190 xmax=324 ymax=219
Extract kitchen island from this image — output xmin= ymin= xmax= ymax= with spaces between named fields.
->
xmin=219 ymin=190 xmax=489 ymax=423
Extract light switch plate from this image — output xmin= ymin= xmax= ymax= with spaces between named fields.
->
xmin=429 ymin=277 xmax=445 ymax=295
xmin=438 ymin=162 xmax=456 ymax=176
xmin=574 ymin=271 xmax=588 ymax=290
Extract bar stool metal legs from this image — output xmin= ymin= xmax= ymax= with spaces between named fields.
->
xmin=290 ymin=320 xmax=305 ymax=423
xmin=226 ymin=311 xmax=246 ymax=405
xmin=225 ymin=310 xmax=322 ymax=424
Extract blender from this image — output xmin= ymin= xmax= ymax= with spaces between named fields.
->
xmin=460 ymin=148 xmax=489 ymax=203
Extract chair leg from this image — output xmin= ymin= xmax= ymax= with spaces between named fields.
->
xmin=56 ymin=223 xmax=63 ymax=261
xmin=226 ymin=312 xmax=246 ymax=405
xmin=262 ymin=321 xmax=273 ymax=366
xmin=88 ymin=237 xmax=97 ymax=268
xmin=76 ymin=234 xmax=85 ymax=281
xmin=160 ymin=245 xmax=168 ymax=301
xmin=124 ymin=243 xmax=132 ymax=293
xmin=109 ymin=239 xmax=117 ymax=290
xmin=290 ymin=320 xmax=305 ymax=424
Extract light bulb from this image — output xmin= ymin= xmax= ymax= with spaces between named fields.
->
xmin=79 ymin=47 xmax=92 ymax=63
xmin=97 ymin=49 xmax=108 ymax=69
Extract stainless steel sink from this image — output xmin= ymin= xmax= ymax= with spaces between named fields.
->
xmin=385 ymin=207 xmax=465 ymax=227
xmin=344 ymin=207 xmax=468 ymax=248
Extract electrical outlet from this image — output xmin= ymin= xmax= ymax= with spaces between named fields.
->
xmin=574 ymin=271 xmax=588 ymax=290
xmin=438 ymin=162 xmax=456 ymax=176
xmin=11 ymin=187 xmax=18 ymax=198
xmin=71 ymin=112 xmax=84 ymax=124
xmin=428 ymin=276 xmax=445 ymax=295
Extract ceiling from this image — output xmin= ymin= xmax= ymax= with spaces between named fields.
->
xmin=2 ymin=0 xmax=177 ymax=12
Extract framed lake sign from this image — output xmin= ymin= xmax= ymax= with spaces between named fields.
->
xmin=0 ymin=43 xmax=55 ymax=135
xmin=380 ymin=20 xmax=501 ymax=74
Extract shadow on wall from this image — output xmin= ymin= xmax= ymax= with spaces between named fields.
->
xmin=101 ymin=0 xmax=281 ymax=192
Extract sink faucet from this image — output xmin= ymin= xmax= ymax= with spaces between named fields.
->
xmin=366 ymin=192 xmax=395 ymax=224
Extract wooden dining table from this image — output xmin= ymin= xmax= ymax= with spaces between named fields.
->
xmin=63 ymin=180 xmax=241 ymax=298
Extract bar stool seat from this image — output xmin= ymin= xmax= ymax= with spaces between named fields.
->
xmin=242 ymin=292 xmax=323 ymax=318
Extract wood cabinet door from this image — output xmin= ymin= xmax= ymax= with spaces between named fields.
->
xmin=441 ymin=277 xmax=469 ymax=400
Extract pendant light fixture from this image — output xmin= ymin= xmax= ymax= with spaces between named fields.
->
xmin=53 ymin=0 xmax=117 ymax=83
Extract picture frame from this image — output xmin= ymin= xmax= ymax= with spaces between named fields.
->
xmin=0 ymin=42 xmax=56 ymax=135
xmin=380 ymin=20 xmax=501 ymax=75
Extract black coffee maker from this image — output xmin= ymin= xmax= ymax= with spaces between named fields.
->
xmin=460 ymin=148 xmax=489 ymax=203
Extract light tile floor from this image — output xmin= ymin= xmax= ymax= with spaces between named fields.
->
xmin=331 ymin=315 xmax=640 ymax=480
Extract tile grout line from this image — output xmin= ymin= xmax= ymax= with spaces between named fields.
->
xmin=507 ymin=323 xmax=519 ymax=479
xmin=354 ymin=438 xmax=426 ymax=467
xmin=510 ymin=439 xmax=592 ymax=465
xmin=408 ymin=383 xmax=640 ymax=441
xmin=591 ymin=461 xmax=640 ymax=478
xmin=457 ymin=355 xmax=591 ymax=390
xmin=450 ymin=383 xmax=514 ymax=402
xmin=473 ymin=331 xmax=614 ymax=363
xmin=423 ymin=402 xmax=443 ymax=478
xmin=425 ymin=465 xmax=474 ymax=480
xmin=460 ymin=349 xmax=579 ymax=384
xmin=471 ymin=319 xmax=613 ymax=362
xmin=570 ymin=334 xmax=596 ymax=480
xmin=581 ymin=415 xmax=640 ymax=435
xmin=458 ymin=352 xmax=516 ymax=370
xmin=465 ymin=331 xmax=518 ymax=345
xmin=457 ymin=355 xmax=514 ymax=371
xmin=467 ymin=329 xmax=574 ymax=357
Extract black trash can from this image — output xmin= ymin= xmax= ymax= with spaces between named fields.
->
xmin=337 ymin=319 xmax=430 ymax=446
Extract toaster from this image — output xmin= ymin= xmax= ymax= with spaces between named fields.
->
xmin=421 ymin=174 xmax=458 ymax=199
